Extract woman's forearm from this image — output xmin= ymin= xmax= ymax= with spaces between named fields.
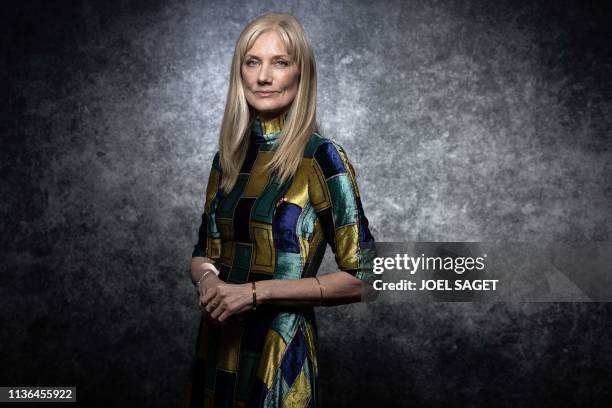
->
xmin=256 ymin=272 xmax=365 ymax=307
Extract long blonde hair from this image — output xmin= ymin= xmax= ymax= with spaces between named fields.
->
xmin=218 ymin=12 xmax=318 ymax=194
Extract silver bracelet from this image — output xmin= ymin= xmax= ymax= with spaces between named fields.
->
xmin=196 ymin=269 xmax=212 ymax=287
xmin=192 ymin=262 xmax=220 ymax=287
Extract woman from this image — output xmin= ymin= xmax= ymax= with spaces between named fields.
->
xmin=187 ymin=12 xmax=377 ymax=408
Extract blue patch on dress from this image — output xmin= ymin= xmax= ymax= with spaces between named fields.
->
xmin=314 ymin=142 xmax=347 ymax=179
xmin=273 ymin=202 xmax=302 ymax=253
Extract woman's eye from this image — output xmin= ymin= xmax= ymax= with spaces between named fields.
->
xmin=276 ymin=60 xmax=289 ymax=66
xmin=245 ymin=60 xmax=257 ymax=67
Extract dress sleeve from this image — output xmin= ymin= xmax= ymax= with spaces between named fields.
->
xmin=192 ymin=152 xmax=222 ymax=261
xmin=308 ymin=141 xmax=377 ymax=283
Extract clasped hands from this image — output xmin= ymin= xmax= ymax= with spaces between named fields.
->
xmin=197 ymin=272 xmax=255 ymax=324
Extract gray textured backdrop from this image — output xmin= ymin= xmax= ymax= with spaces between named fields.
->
xmin=2 ymin=0 xmax=611 ymax=406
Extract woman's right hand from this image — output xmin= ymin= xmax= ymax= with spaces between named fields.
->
xmin=197 ymin=272 xmax=222 ymax=314
xmin=198 ymin=275 xmax=254 ymax=324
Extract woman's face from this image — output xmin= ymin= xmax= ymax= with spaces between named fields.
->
xmin=242 ymin=30 xmax=300 ymax=120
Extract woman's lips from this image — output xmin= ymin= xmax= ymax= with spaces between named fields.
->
xmin=255 ymin=91 xmax=277 ymax=97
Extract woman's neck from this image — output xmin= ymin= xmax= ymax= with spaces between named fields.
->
xmin=257 ymin=109 xmax=288 ymax=122
xmin=255 ymin=110 xmax=289 ymax=136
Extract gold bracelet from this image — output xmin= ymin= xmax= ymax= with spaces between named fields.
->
xmin=313 ymin=276 xmax=323 ymax=306
xmin=252 ymin=281 xmax=257 ymax=310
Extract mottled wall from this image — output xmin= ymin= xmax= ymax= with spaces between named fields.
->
xmin=2 ymin=0 xmax=611 ymax=406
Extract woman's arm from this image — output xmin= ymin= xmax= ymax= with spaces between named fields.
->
xmin=198 ymin=271 xmax=369 ymax=323
xmin=257 ymin=272 xmax=365 ymax=306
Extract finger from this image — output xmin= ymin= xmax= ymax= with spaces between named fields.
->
xmin=208 ymin=301 xmax=218 ymax=318
xmin=206 ymin=312 xmax=217 ymax=323
xmin=207 ymin=293 xmax=224 ymax=314
xmin=210 ymin=302 xmax=227 ymax=320
xmin=200 ymin=303 xmax=210 ymax=315
xmin=201 ymin=291 xmax=210 ymax=304
xmin=202 ymin=289 xmax=218 ymax=304
xmin=200 ymin=297 xmax=220 ymax=313
xmin=210 ymin=306 xmax=231 ymax=324
xmin=205 ymin=302 xmax=217 ymax=315
xmin=201 ymin=294 xmax=210 ymax=306
xmin=216 ymin=309 xmax=232 ymax=323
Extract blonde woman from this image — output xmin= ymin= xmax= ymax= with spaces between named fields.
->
xmin=187 ymin=12 xmax=377 ymax=408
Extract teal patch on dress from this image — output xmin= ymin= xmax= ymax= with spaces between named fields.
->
xmin=327 ymin=174 xmax=357 ymax=227
xmin=252 ymin=180 xmax=287 ymax=223
xmin=264 ymin=374 xmax=290 ymax=408
xmin=217 ymin=174 xmax=248 ymax=219
xmin=228 ymin=243 xmax=252 ymax=283
xmin=271 ymin=312 xmax=300 ymax=350
xmin=298 ymin=203 xmax=316 ymax=240
xmin=275 ymin=251 xmax=302 ymax=280
xmin=208 ymin=208 xmax=220 ymax=238
xmin=355 ymin=244 xmax=377 ymax=283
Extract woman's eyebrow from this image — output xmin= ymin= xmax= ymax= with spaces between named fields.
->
xmin=245 ymin=53 xmax=291 ymax=59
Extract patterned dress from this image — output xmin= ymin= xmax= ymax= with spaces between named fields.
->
xmin=187 ymin=113 xmax=376 ymax=408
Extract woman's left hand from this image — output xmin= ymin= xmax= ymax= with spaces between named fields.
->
xmin=198 ymin=278 xmax=254 ymax=323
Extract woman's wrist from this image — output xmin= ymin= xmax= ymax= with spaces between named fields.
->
xmin=195 ymin=269 xmax=215 ymax=287
xmin=192 ymin=262 xmax=220 ymax=286
xmin=251 ymin=282 xmax=258 ymax=310
xmin=252 ymin=280 xmax=270 ymax=305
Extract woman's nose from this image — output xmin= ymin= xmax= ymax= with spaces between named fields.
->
xmin=257 ymin=63 xmax=272 ymax=84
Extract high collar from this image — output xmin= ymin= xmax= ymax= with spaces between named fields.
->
xmin=250 ymin=112 xmax=289 ymax=145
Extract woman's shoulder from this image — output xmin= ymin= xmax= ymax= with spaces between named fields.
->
xmin=212 ymin=151 xmax=221 ymax=166
xmin=303 ymin=131 xmax=348 ymax=161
